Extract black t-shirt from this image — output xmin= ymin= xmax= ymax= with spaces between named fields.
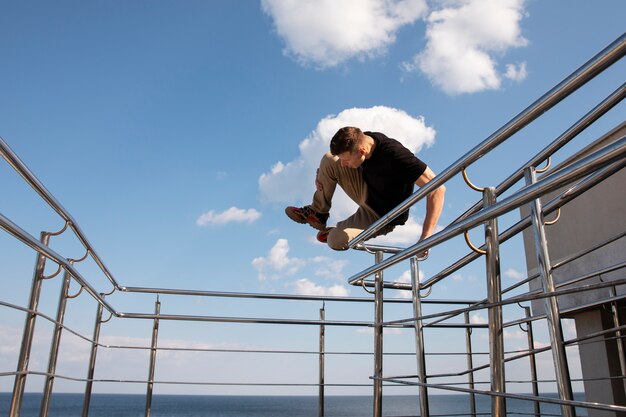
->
xmin=362 ymin=132 xmax=427 ymax=225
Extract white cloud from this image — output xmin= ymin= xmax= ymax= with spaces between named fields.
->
xmin=505 ymin=62 xmax=527 ymax=82
xmin=252 ymin=238 xmax=305 ymax=281
xmin=261 ymin=0 xmax=428 ymax=68
xmin=404 ymin=0 xmax=528 ymax=95
xmin=392 ymin=269 xmax=425 ymax=299
xmin=504 ymin=267 xmax=525 ymax=281
xmin=470 ymin=312 xmax=487 ymax=324
xmin=291 ymin=278 xmax=349 ymax=296
xmin=311 ymin=256 xmax=350 ymax=280
xmin=196 ymin=207 xmax=261 ymax=226
xmin=259 ymin=106 xmax=436 ymax=226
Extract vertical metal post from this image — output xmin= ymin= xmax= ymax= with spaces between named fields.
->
xmin=464 ymin=311 xmax=476 ymax=417
xmin=524 ymin=167 xmax=575 ymax=417
xmin=411 ymin=257 xmax=429 ymax=417
xmin=373 ymin=250 xmax=384 ymax=417
xmin=483 ymin=187 xmax=506 ymax=417
xmin=319 ymin=302 xmax=325 ymax=417
xmin=82 ymin=298 xmax=105 ymax=417
xmin=524 ymin=307 xmax=541 ymax=417
xmin=40 ymin=269 xmax=72 ymax=417
xmin=10 ymin=232 xmax=51 ymax=417
xmin=610 ymin=288 xmax=626 ymax=392
xmin=145 ymin=297 xmax=160 ymax=417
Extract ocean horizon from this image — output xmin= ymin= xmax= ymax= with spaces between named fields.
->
xmin=1 ymin=392 xmax=587 ymax=416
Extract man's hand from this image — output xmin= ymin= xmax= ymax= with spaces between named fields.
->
xmin=416 ymin=238 xmax=430 ymax=260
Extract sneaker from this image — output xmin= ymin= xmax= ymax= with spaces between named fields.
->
xmin=285 ymin=206 xmax=329 ymax=230
xmin=316 ymin=227 xmax=334 ymax=243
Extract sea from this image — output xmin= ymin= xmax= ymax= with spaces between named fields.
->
xmin=1 ymin=392 xmax=586 ymax=416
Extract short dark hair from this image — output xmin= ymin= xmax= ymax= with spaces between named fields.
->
xmin=330 ymin=127 xmax=363 ymax=156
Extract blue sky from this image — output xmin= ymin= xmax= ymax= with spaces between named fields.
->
xmin=1 ymin=0 xmax=625 ymax=397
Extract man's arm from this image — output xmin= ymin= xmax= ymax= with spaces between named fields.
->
xmin=415 ymin=166 xmax=446 ymax=243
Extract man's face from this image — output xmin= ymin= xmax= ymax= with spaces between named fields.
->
xmin=337 ymin=149 xmax=365 ymax=168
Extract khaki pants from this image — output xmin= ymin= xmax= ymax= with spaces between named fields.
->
xmin=310 ymin=152 xmax=394 ymax=250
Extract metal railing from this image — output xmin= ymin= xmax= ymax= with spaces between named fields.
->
xmin=1 ymin=32 xmax=625 ymax=417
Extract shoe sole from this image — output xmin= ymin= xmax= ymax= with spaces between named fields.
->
xmin=285 ymin=208 xmax=326 ymax=230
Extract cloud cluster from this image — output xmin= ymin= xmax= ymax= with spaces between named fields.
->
xmin=291 ymin=278 xmax=349 ymax=296
xmin=259 ymin=106 xmax=435 ymax=230
xmin=408 ymin=0 xmax=528 ymax=94
xmin=262 ymin=0 xmax=529 ymax=94
xmin=261 ymin=0 xmax=428 ymax=68
xmin=251 ymin=238 xmax=350 ymax=295
xmin=196 ymin=206 xmax=261 ymax=226
xmin=251 ymin=238 xmax=305 ymax=281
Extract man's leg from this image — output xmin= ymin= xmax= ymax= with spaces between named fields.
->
xmin=326 ymin=205 xmax=395 ymax=251
xmin=311 ymin=152 xmax=368 ymax=212
xmin=286 ymin=152 xmax=367 ymax=230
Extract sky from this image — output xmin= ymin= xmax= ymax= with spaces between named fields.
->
xmin=1 ymin=0 xmax=625 ymax=399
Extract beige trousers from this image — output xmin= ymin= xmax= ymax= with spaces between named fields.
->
xmin=310 ymin=152 xmax=394 ymax=250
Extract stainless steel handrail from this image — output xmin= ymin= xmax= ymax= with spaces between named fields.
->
xmin=0 ymin=136 xmax=122 ymax=290
xmin=1 ymin=32 xmax=625 ymax=417
xmin=347 ymin=135 xmax=626 ymax=285
xmin=0 ymin=212 xmax=116 ymax=314
xmin=348 ymin=32 xmax=626 ymax=248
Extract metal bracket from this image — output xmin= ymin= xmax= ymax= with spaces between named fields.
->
xmin=464 ymin=230 xmax=487 ymax=255
xmin=544 ymin=207 xmax=561 ymax=226
xmin=462 ymin=167 xmax=485 ymax=192
xmin=536 ymin=157 xmax=552 ymax=174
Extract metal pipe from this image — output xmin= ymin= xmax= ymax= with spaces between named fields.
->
xmin=464 ymin=311 xmax=476 ymax=417
xmin=384 ymin=275 xmax=626 ymax=330
xmin=411 ymin=257 xmax=429 ymax=417
xmin=349 ymin=32 xmax=626 ymax=247
xmin=347 ymin=135 xmax=626 ymax=286
xmin=10 ymin=231 xmax=51 ymax=417
xmin=384 ymin=377 xmax=626 ymax=414
xmin=524 ymin=166 xmax=575 ymax=417
xmin=524 ymin=307 xmax=541 ymax=417
xmin=483 ymin=188 xmax=506 ymax=417
xmin=82 ymin=300 xmax=105 ymax=417
xmin=319 ymin=303 xmax=325 ymax=417
xmin=145 ymin=297 xmax=160 ymax=417
xmin=373 ymin=251 xmax=384 ymax=417
xmin=122 ymin=286 xmax=409 ymax=303
xmin=40 ymin=269 xmax=72 ymax=417
xmin=609 ymin=288 xmax=626 ymax=393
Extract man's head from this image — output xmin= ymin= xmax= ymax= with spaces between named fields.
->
xmin=330 ymin=127 xmax=367 ymax=168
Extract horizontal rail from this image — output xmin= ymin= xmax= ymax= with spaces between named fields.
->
xmin=0 ymin=370 xmax=374 ymax=388
xmin=122 ymin=286 xmax=409 ymax=303
xmin=381 ymin=377 xmax=626 ymax=414
xmin=118 ymin=312 xmax=381 ymax=327
xmin=121 ymin=285 xmax=479 ymax=305
xmin=384 ymin=274 xmax=626 ymax=327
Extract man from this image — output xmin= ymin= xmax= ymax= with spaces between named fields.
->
xmin=285 ymin=126 xmax=445 ymax=251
